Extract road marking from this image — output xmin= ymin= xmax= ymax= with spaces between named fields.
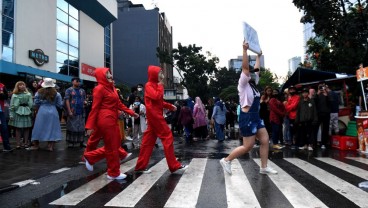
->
xmin=164 ymin=158 xmax=206 ymax=208
xmin=254 ymin=159 xmax=327 ymax=208
xmin=12 ymin=179 xmax=36 ymax=187
xmin=345 ymin=157 xmax=368 ymax=165
xmin=224 ymin=159 xmax=260 ymax=208
xmin=316 ymin=157 xmax=368 ymax=180
xmin=105 ymin=158 xmax=168 ymax=207
xmin=285 ymin=158 xmax=368 ymax=208
xmin=50 ymin=167 xmax=71 ymax=174
xmin=49 ymin=158 xmax=138 ymax=206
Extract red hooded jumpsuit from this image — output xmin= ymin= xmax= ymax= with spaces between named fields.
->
xmin=135 ymin=65 xmax=182 ymax=172
xmin=84 ymin=68 xmax=131 ymax=177
xmin=83 ymin=88 xmax=135 ymax=160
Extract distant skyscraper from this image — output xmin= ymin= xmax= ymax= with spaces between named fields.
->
xmin=288 ymin=56 xmax=301 ymax=73
xmin=303 ymin=22 xmax=315 ymax=61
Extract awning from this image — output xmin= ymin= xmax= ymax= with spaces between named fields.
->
xmin=0 ymin=60 xmax=74 ymax=82
xmin=281 ymin=67 xmax=356 ymax=91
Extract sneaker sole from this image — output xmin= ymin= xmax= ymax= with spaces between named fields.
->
xmin=107 ymin=174 xmax=127 ymax=180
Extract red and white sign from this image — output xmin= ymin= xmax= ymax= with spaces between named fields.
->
xmin=81 ymin=63 xmax=96 ymax=77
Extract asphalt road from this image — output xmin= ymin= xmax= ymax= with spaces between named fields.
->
xmin=1 ymin=130 xmax=368 ymax=208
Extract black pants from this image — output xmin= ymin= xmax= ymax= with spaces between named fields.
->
xmin=317 ymin=113 xmax=330 ymax=146
xmin=297 ymin=121 xmax=313 ymax=146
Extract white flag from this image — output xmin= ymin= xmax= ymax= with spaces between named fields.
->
xmin=242 ymin=22 xmax=261 ymax=55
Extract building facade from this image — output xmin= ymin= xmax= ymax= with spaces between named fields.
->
xmin=288 ymin=56 xmax=301 ymax=74
xmin=228 ymin=55 xmax=265 ymax=72
xmin=113 ymin=0 xmax=173 ymax=89
xmin=0 ymin=0 xmax=116 ymax=89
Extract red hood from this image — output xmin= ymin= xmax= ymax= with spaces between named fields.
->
xmin=148 ymin=65 xmax=161 ymax=83
xmin=95 ymin=67 xmax=113 ymax=88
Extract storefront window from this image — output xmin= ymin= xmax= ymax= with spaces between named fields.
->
xmin=56 ymin=0 xmax=79 ymax=76
xmin=2 ymin=0 xmax=14 ymax=62
xmin=104 ymin=25 xmax=111 ymax=68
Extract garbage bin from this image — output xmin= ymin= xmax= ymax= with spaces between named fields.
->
xmin=355 ymin=115 xmax=368 ymax=153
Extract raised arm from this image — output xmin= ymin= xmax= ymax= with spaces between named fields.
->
xmin=254 ymin=52 xmax=262 ymax=70
xmin=241 ymin=42 xmax=250 ymax=75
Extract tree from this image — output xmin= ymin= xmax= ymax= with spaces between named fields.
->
xmin=293 ymin=0 xmax=368 ymax=73
xmin=208 ymin=67 xmax=240 ymax=98
xmin=157 ymin=43 xmax=219 ymax=101
xmin=258 ymin=68 xmax=280 ymax=90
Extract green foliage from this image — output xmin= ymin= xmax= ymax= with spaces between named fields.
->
xmin=219 ymin=85 xmax=238 ymax=101
xmin=208 ymin=67 xmax=240 ymax=98
xmin=293 ymin=0 xmax=368 ymax=73
xmin=258 ymin=68 xmax=280 ymax=90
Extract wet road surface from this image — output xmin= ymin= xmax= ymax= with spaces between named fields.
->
xmin=1 ymin=131 xmax=368 ymax=208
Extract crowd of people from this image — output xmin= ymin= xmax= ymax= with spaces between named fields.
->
xmin=0 ymin=42 xmax=345 ymax=179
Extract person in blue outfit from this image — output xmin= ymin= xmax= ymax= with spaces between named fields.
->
xmin=29 ymin=78 xmax=63 ymax=151
xmin=211 ymin=98 xmax=227 ymax=142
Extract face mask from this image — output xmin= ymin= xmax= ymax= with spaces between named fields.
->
xmin=137 ymin=87 xmax=142 ymax=91
xmin=106 ymin=71 xmax=113 ymax=83
xmin=158 ymin=70 xmax=165 ymax=82
xmin=290 ymin=91 xmax=296 ymax=95
xmin=134 ymin=101 xmax=140 ymax=106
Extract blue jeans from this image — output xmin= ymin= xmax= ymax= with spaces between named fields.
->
xmin=0 ymin=112 xmax=11 ymax=150
xmin=214 ymin=122 xmax=225 ymax=141
xmin=271 ymin=122 xmax=281 ymax=145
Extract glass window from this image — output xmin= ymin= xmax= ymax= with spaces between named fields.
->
xmin=2 ymin=30 xmax=13 ymax=47
xmin=3 ymin=0 xmax=14 ymax=18
xmin=57 ymin=21 xmax=68 ymax=43
xmin=69 ymin=46 xmax=78 ymax=58
xmin=104 ymin=36 xmax=110 ymax=45
xmin=69 ymin=16 xmax=78 ymax=30
xmin=69 ymin=28 xmax=79 ymax=47
xmin=57 ymin=8 xmax=68 ymax=24
xmin=56 ymin=51 xmax=68 ymax=64
xmin=57 ymin=0 xmax=68 ymax=13
xmin=56 ymin=1 xmax=80 ymax=76
xmin=104 ymin=27 xmax=110 ymax=37
xmin=56 ymin=63 xmax=64 ymax=73
xmin=2 ymin=15 xmax=14 ymax=33
xmin=69 ymin=5 xmax=78 ymax=19
xmin=105 ymin=45 xmax=110 ymax=54
xmin=2 ymin=46 xmax=13 ymax=62
xmin=105 ymin=54 xmax=110 ymax=64
xmin=57 ymin=40 xmax=68 ymax=54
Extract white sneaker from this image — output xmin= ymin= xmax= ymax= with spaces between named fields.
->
xmin=260 ymin=166 xmax=278 ymax=174
xmin=321 ymin=145 xmax=326 ymax=149
xmin=121 ymin=153 xmax=132 ymax=163
xmin=84 ymin=157 xmax=93 ymax=171
xmin=308 ymin=146 xmax=313 ymax=151
xmin=135 ymin=168 xmax=152 ymax=174
xmin=173 ymin=165 xmax=189 ymax=174
xmin=107 ymin=173 xmax=127 ymax=180
xmin=126 ymin=136 xmax=133 ymax=141
xmin=220 ymin=158 xmax=232 ymax=175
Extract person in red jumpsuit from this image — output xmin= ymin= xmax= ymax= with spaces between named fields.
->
xmin=83 ymin=67 xmax=138 ymax=180
xmin=135 ymin=65 xmax=188 ymax=173
xmin=83 ymin=92 xmax=137 ymax=161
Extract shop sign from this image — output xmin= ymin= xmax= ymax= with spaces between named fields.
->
xmin=29 ymin=49 xmax=49 ymax=66
xmin=81 ymin=63 xmax=96 ymax=76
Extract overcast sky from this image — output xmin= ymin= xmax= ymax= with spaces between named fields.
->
xmin=130 ymin=0 xmax=304 ymax=78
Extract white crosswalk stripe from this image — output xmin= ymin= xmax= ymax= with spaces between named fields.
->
xmin=285 ymin=158 xmax=368 ymax=208
xmin=345 ymin=156 xmax=368 ymax=165
xmin=253 ymin=159 xmax=327 ymax=208
xmin=47 ymin=157 xmax=368 ymax=207
xmin=49 ymin=158 xmax=138 ymax=206
xmin=316 ymin=157 xmax=368 ymax=180
xmin=105 ymin=158 xmax=168 ymax=207
xmin=164 ymin=158 xmax=207 ymax=208
xmin=224 ymin=159 xmax=260 ymax=208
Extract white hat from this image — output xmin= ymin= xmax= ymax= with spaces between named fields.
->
xmin=41 ymin=78 xmax=55 ymax=88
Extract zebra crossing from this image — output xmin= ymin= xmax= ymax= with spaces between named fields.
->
xmin=49 ymin=156 xmax=368 ymax=208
